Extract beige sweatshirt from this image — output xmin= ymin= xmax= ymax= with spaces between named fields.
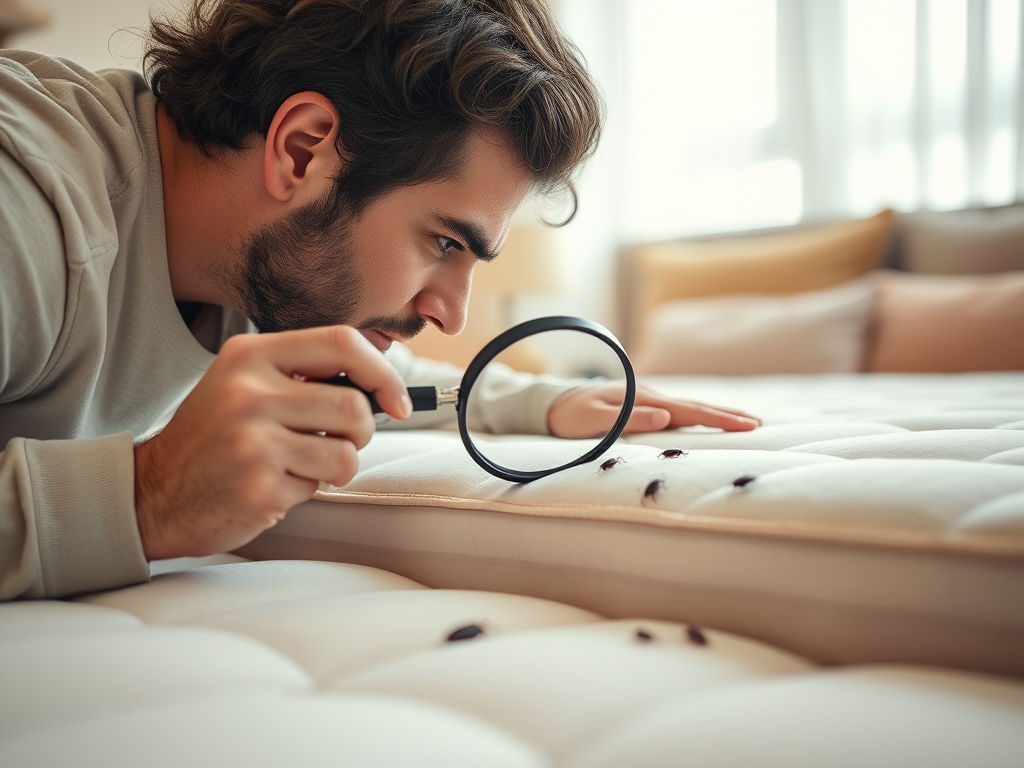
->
xmin=0 ymin=52 xmax=570 ymax=601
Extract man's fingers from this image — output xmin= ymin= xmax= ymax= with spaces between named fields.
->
xmin=621 ymin=406 xmax=672 ymax=434
xmin=262 ymin=473 xmax=320 ymax=523
xmin=283 ymin=432 xmax=360 ymax=488
xmin=228 ymin=326 xmax=411 ymax=419
xmin=608 ymin=389 xmax=760 ymax=433
xmin=248 ymin=325 xmax=375 ymax=378
xmin=707 ymin=406 xmax=761 ymax=424
xmin=264 ymin=376 xmax=379 ymax=448
xmin=671 ymin=405 xmax=759 ymax=432
xmin=624 ymin=403 xmax=758 ymax=433
xmin=634 ymin=388 xmax=761 ymax=426
xmin=585 ymin=402 xmax=670 ymax=436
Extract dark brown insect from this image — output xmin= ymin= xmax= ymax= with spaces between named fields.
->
xmin=659 ymin=448 xmax=689 ymax=459
xmin=732 ymin=474 xmax=757 ymax=489
xmin=643 ymin=479 xmax=666 ymax=502
xmin=600 ymin=457 xmax=626 ymax=471
xmin=686 ymin=626 xmax=708 ymax=646
xmin=635 ymin=628 xmax=655 ymax=643
xmin=446 ymin=624 xmax=485 ymax=642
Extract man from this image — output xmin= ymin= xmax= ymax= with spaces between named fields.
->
xmin=0 ymin=0 xmax=758 ymax=601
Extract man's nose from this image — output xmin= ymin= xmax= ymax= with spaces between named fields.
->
xmin=417 ymin=266 xmax=473 ymax=336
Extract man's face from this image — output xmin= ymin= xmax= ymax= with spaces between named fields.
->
xmin=231 ymin=129 xmax=532 ymax=351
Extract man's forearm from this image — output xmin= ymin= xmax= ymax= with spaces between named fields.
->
xmin=381 ymin=343 xmax=576 ymax=435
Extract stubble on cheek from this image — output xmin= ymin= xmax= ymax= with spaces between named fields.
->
xmin=228 ymin=193 xmax=365 ymax=334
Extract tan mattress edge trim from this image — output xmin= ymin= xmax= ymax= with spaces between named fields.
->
xmin=314 ymin=489 xmax=1024 ymax=559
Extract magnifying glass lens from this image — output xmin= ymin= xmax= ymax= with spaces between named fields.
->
xmin=463 ymin=328 xmax=630 ymax=477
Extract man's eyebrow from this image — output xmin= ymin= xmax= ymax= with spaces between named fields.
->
xmin=432 ymin=214 xmax=499 ymax=262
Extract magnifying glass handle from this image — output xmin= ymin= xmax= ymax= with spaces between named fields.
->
xmin=323 ymin=375 xmax=439 ymax=414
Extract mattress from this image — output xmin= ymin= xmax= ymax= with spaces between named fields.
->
xmin=3 ymin=373 xmax=1023 ymax=766
xmin=1 ymin=558 xmax=1021 ymax=767
xmin=238 ymin=373 xmax=1024 ymax=677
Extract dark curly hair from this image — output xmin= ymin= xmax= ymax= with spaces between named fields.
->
xmin=144 ymin=0 xmax=602 ymax=222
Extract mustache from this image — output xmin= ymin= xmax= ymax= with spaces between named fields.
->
xmin=360 ymin=314 xmax=429 ymax=341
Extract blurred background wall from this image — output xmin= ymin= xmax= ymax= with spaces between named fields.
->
xmin=4 ymin=0 xmax=176 ymax=71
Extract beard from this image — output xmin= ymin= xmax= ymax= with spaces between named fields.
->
xmin=228 ymin=186 xmax=427 ymax=343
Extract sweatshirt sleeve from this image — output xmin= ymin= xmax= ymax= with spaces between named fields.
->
xmin=0 ymin=433 xmax=149 ymax=600
xmin=0 ymin=95 xmax=149 ymax=600
xmin=381 ymin=342 xmax=579 ymax=435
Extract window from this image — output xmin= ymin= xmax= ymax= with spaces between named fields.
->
xmin=595 ymin=0 xmax=1024 ymax=240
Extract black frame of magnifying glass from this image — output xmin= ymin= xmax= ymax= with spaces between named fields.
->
xmin=456 ymin=316 xmax=637 ymax=483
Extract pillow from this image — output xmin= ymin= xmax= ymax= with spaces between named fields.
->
xmin=629 ymin=210 xmax=894 ymax=347
xmin=868 ymin=270 xmax=1024 ymax=373
xmin=899 ymin=204 xmax=1024 ymax=274
xmin=633 ymin=277 xmax=876 ymax=375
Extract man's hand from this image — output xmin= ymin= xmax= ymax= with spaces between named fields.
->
xmin=547 ymin=383 xmax=761 ymax=439
xmin=133 ymin=326 xmax=411 ymax=561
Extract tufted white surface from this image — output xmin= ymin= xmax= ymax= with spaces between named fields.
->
xmin=2 ymin=559 xmax=1023 ymax=767
xmin=6 ymin=374 xmax=1024 ymax=765
xmin=240 ymin=374 xmax=1024 ymax=678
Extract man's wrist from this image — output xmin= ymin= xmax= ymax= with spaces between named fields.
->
xmin=133 ymin=435 xmax=170 ymax=561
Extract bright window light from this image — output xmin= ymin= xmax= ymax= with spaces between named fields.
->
xmin=592 ymin=0 xmax=1023 ymax=243
xmin=622 ymin=0 xmax=796 ymax=239
xmin=924 ymin=0 xmax=969 ymax=210
xmin=982 ymin=0 xmax=1021 ymax=205
xmin=844 ymin=0 xmax=918 ymax=213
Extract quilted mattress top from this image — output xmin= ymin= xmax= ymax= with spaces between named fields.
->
xmin=3 ymin=373 xmax=1023 ymax=766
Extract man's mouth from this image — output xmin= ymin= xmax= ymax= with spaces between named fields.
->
xmin=361 ymin=329 xmax=395 ymax=352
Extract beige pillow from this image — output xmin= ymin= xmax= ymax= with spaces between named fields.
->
xmin=629 ymin=210 xmax=894 ymax=347
xmin=869 ymin=270 xmax=1024 ymax=373
xmin=900 ymin=205 xmax=1024 ymax=274
xmin=633 ymin=277 xmax=876 ymax=375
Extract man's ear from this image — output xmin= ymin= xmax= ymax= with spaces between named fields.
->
xmin=264 ymin=92 xmax=341 ymax=204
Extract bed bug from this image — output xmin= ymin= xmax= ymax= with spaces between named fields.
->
xmin=658 ymin=448 xmax=689 ymax=459
xmin=686 ymin=626 xmax=708 ymax=646
xmin=732 ymin=474 xmax=757 ymax=489
xmin=446 ymin=624 xmax=485 ymax=642
xmin=635 ymin=628 xmax=655 ymax=643
xmin=599 ymin=456 xmax=626 ymax=472
xmin=643 ymin=478 xmax=666 ymax=502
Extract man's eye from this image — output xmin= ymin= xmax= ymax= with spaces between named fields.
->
xmin=436 ymin=236 xmax=463 ymax=256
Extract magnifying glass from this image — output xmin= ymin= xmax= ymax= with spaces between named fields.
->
xmin=326 ymin=316 xmax=636 ymax=483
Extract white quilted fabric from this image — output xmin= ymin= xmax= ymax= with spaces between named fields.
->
xmin=243 ymin=373 xmax=1024 ymax=679
xmin=5 ymin=373 xmax=1024 ymax=766
xmin=3 ymin=560 xmax=1022 ymax=767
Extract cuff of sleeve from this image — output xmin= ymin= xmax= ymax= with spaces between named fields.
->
xmin=479 ymin=378 xmax=578 ymax=435
xmin=25 ymin=432 xmax=150 ymax=597
xmin=521 ymin=381 xmax=577 ymax=435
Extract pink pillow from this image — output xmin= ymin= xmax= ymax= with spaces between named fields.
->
xmin=868 ymin=270 xmax=1024 ymax=372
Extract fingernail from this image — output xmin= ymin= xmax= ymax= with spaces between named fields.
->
xmin=400 ymin=393 xmax=413 ymax=418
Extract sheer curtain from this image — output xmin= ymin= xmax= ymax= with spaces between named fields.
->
xmin=589 ymin=0 xmax=1024 ymax=241
xmin=620 ymin=0 xmax=800 ymax=239
xmin=791 ymin=0 xmax=1023 ymax=218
